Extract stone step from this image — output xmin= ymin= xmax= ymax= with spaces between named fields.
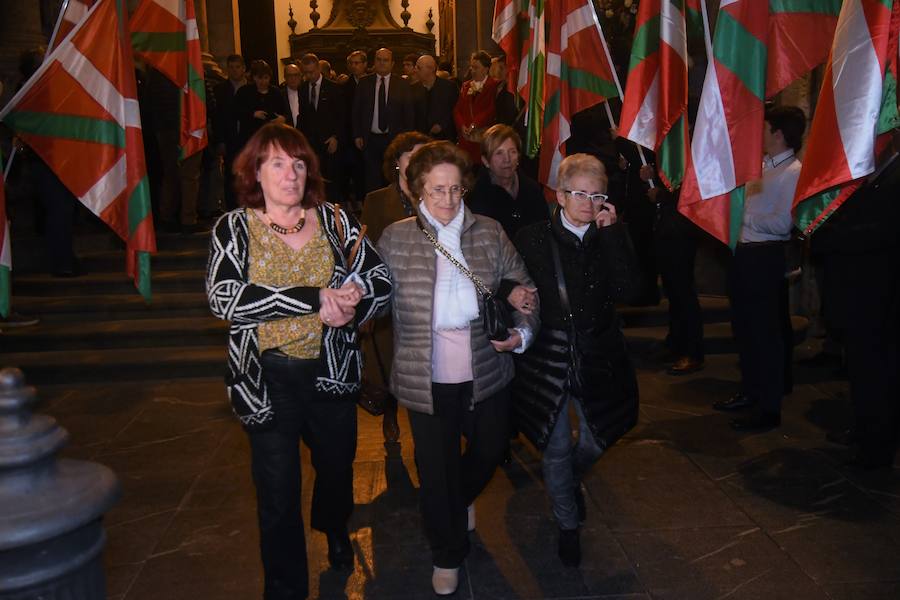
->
xmin=11 ymin=292 xmax=210 ymax=322
xmin=0 ymin=316 xmax=228 ymax=353
xmin=13 ymin=269 xmax=207 ymax=296
xmin=618 ymin=295 xmax=732 ymax=328
xmin=79 ymin=248 xmax=208 ymax=273
xmin=624 ymin=315 xmax=810 ymax=355
xmin=1 ymin=346 xmax=226 ymax=385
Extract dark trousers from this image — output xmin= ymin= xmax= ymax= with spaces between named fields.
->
xmin=363 ymin=134 xmax=391 ymax=193
xmin=35 ymin=158 xmax=79 ymax=275
xmin=729 ymin=243 xmax=793 ymax=415
xmin=340 ymin=145 xmax=367 ymax=205
xmin=248 ymin=351 xmax=358 ymax=600
xmin=155 ymin=129 xmax=202 ymax=225
xmin=312 ymin=144 xmax=342 ymax=203
xmin=223 ymin=150 xmax=239 ymax=211
xmin=656 ymin=225 xmax=704 ymax=360
xmin=407 ymin=383 xmax=510 ymax=568
xmin=824 ymin=250 xmax=900 ymax=461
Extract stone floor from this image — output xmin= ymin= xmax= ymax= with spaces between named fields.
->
xmin=31 ymin=338 xmax=900 ymax=600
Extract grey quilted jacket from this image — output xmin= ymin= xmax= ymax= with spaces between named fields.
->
xmin=376 ymin=208 xmax=540 ymax=414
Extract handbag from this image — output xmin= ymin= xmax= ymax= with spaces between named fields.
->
xmin=417 ymin=218 xmax=512 ymax=341
xmin=333 ymin=204 xmax=387 ymax=416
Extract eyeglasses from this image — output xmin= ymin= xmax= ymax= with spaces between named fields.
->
xmin=425 ymin=186 xmax=467 ymax=200
xmin=564 ymin=190 xmax=609 ymax=203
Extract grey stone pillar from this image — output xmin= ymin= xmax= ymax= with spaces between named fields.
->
xmin=205 ymin=0 xmax=238 ymax=67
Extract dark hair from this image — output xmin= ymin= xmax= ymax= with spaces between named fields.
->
xmin=403 ymin=53 xmax=420 ymax=65
xmin=233 ymin=123 xmax=325 ymax=209
xmin=249 ymin=60 xmax=272 ymax=79
xmin=225 ymin=54 xmax=245 ymax=66
xmin=347 ymin=50 xmax=367 ymax=63
xmin=383 ymin=131 xmax=433 ymax=181
xmin=300 ymin=53 xmax=319 ymax=66
xmin=438 ymin=60 xmax=453 ymax=72
xmin=765 ymin=105 xmax=806 ymax=153
xmin=470 ymin=51 xmax=491 ymax=69
xmin=406 ymin=141 xmax=474 ymax=200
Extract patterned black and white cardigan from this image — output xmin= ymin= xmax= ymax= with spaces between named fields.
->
xmin=206 ymin=204 xmax=393 ymax=429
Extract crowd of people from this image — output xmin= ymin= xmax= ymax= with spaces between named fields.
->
xmin=200 ymin=45 xmax=899 ymax=600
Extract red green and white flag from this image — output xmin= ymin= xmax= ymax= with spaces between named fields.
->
xmin=0 ymin=155 xmax=10 ymax=318
xmin=539 ymin=0 xmax=620 ymax=191
xmin=793 ymin=0 xmax=899 ymax=234
xmin=520 ymin=0 xmax=546 ymax=158
xmin=678 ymin=0 xmax=769 ymax=248
xmin=767 ymin=0 xmax=843 ymax=97
xmin=49 ymin=0 xmax=98 ymax=51
xmin=492 ymin=0 xmax=528 ymax=94
xmin=130 ymin=0 xmax=208 ymax=159
xmin=620 ymin=0 xmax=698 ymax=191
xmin=0 ymin=0 xmax=156 ymax=300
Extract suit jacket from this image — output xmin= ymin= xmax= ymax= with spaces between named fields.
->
xmin=213 ymin=78 xmax=246 ymax=150
xmin=298 ymin=77 xmax=345 ymax=148
xmin=352 ymin=73 xmax=415 ymax=144
xmin=412 ymin=77 xmax=459 ymax=142
xmin=281 ymin=84 xmax=302 ymax=129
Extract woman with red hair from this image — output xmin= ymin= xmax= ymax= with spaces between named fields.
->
xmin=205 ymin=123 xmax=392 ymax=599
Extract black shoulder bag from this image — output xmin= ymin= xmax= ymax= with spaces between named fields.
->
xmin=417 ymin=218 xmax=512 ymax=341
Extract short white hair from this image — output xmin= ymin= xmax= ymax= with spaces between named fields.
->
xmin=557 ymin=153 xmax=608 ymax=190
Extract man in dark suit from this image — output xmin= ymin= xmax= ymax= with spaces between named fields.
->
xmin=282 ymin=62 xmax=302 ymax=129
xmin=299 ymin=53 xmax=345 ymax=201
xmin=352 ymin=48 xmax=415 ymax=193
xmin=213 ymin=54 xmax=247 ymax=210
xmin=340 ymin=50 xmax=369 ymax=205
xmin=412 ymin=55 xmax=458 ymax=142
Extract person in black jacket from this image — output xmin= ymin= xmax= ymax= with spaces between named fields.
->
xmin=412 ymin=55 xmax=459 ymax=142
xmin=812 ymin=131 xmax=900 ymax=469
xmin=298 ymin=53 xmax=345 ymax=202
xmin=512 ymin=153 xmax=640 ymax=569
xmin=466 ymin=124 xmax=548 ymax=242
xmin=234 ymin=60 xmax=288 ymax=151
xmin=213 ymin=54 xmax=248 ymax=210
xmin=352 ymin=48 xmax=415 ymax=193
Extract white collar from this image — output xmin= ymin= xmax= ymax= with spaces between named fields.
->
xmin=561 ymin=209 xmax=590 ymax=241
xmin=764 ymin=149 xmax=795 ymax=170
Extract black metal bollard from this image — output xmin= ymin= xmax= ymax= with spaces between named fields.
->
xmin=0 ymin=367 xmax=120 ymax=599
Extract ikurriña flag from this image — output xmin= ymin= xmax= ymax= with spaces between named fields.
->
xmin=539 ymin=0 xmax=619 ymax=192
xmin=678 ymin=0 xmax=769 ymax=248
xmin=793 ymin=0 xmax=900 ymax=234
xmin=767 ymin=0 xmax=843 ymax=97
xmin=620 ymin=0 xmax=698 ymax=191
xmin=492 ymin=0 xmax=528 ymax=96
xmin=49 ymin=0 xmax=98 ymax=51
xmin=0 ymin=0 xmax=156 ymax=300
xmin=130 ymin=0 xmax=208 ymax=160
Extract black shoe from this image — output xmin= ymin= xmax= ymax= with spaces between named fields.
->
xmin=667 ymin=356 xmax=705 ymax=376
xmin=730 ymin=412 xmax=780 ymax=432
xmin=574 ymin=484 xmax=586 ymax=524
xmin=713 ymin=393 xmax=755 ymax=412
xmin=326 ymin=529 xmax=353 ymax=570
xmin=558 ymin=528 xmax=581 ymax=567
xmin=826 ymin=428 xmax=858 ymax=446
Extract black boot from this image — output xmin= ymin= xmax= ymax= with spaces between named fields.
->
xmin=558 ymin=528 xmax=581 ymax=567
xmin=326 ymin=529 xmax=353 ymax=570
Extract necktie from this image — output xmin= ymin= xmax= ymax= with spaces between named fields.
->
xmin=378 ymin=76 xmax=388 ymax=133
xmin=310 ymin=82 xmax=317 ymax=111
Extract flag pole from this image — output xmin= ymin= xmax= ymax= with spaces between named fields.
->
xmin=699 ymin=0 xmax=714 ymax=64
xmin=589 ymin=2 xmax=654 ymax=187
xmin=47 ymin=0 xmax=71 ymax=52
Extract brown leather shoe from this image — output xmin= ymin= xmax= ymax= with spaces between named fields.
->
xmin=667 ymin=356 xmax=704 ymax=376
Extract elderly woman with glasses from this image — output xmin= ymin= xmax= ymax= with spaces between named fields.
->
xmin=377 ymin=141 xmax=539 ymax=596
xmin=512 ymin=153 xmax=640 ymax=569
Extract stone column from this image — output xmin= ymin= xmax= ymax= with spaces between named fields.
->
xmin=205 ymin=0 xmax=239 ymax=67
xmin=0 ymin=2 xmax=46 ymax=108
xmin=193 ymin=0 xmax=223 ymax=77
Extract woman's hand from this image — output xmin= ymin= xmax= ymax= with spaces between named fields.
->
xmin=595 ymin=202 xmax=617 ymax=228
xmin=507 ymin=285 xmax=538 ymax=314
xmin=490 ymin=330 xmax=523 ymax=353
xmin=319 ymin=294 xmax=356 ymax=327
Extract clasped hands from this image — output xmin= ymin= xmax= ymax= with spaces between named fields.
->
xmin=319 ymin=280 xmax=364 ymax=327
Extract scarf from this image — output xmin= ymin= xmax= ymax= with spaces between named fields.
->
xmin=419 ymin=202 xmax=480 ymax=330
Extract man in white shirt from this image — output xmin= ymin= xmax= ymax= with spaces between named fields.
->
xmin=714 ymin=105 xmax=806 ymax=431
xmin=281 ymin=63 xmax=302 ymax=129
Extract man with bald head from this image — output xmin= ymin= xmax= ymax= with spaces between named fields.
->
xmin=281 ymin=63 xmax=302 ymax=128
xmin=412 ymin=54 xmax=459 ymax=142
xmin=352 ymin=47 xmax=415 ymax=192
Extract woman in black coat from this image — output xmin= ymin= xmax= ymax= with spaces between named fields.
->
xmin=512 ymin=153 xmax=640 ymax=568
xmin=465 ymin=124 xmax=549 ymax=242
xmin=234 ymin=60 xmax=288 ymax=151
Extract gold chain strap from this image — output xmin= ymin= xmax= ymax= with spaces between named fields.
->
xmin=418 ymin=221 xmax=493 ymax=298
